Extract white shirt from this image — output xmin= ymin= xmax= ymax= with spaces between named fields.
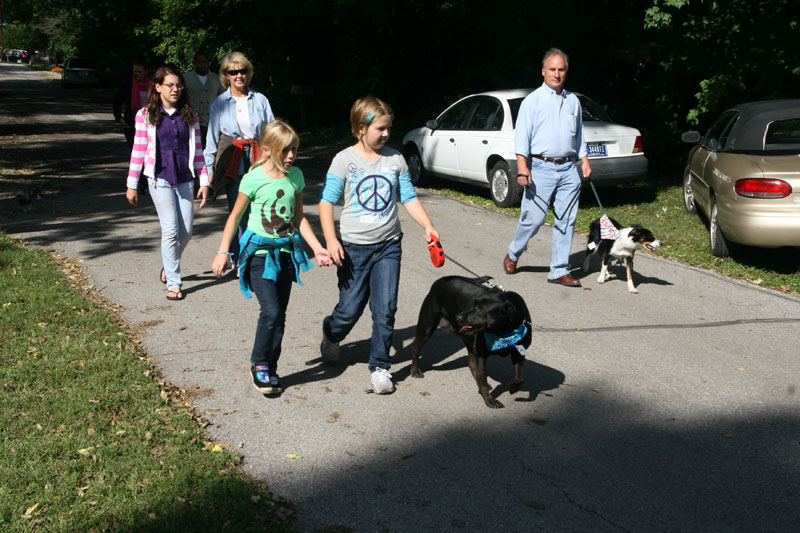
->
xmin=233 ymin=95 xmax=254 ymax=138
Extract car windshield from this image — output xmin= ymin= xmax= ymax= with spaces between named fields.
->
xmin=578 ymin=95 xmax=613 ymax=122
xmin=69 ymin=59 xmax=96 ymax=69
xmin=765 ymin=118 xmax=800 ymax=149
xmin=509 ymin=94 xmax=614 ymax=126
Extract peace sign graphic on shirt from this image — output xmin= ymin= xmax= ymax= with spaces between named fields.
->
xmin=355 ymin=174 xmax=393 ymax=213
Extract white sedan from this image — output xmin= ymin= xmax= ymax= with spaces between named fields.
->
xmin=401 ymin=89 xmax=648 ymax=207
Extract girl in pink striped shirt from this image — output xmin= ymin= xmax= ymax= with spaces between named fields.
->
xmin=125 ymin=65 xmax=210 ymax=300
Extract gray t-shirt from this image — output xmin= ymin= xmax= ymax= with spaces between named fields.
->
xmin=322 ymin=146 xmax=417 ymax=245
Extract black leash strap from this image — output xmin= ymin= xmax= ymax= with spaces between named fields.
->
xmin=588 ymin=179 xmax=606 ymax=215
xmin=443 ymin=253 xmax=503 ymax=290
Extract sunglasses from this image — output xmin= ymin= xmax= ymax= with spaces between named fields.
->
xmin=227 ymin=68 xmax=247 ymax=76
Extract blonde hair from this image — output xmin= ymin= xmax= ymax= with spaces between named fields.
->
xmin=350 ymin=96 xmax=394 ymax=139
xmin=249 ymin=119 xmax=300 ymax=175
xmin=219 ymin=52 xmax=254 ymax=89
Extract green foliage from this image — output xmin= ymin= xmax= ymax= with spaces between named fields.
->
xmin=2 ymin=22 xmax=36 ymax=50
xmin=640 ymin=0 xmax=800 ymax=132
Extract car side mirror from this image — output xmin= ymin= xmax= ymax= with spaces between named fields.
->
xmin=425 ymin=119 xmax=438 ymax=131
xmin=681 ymin=131 xmax=701 ymax=144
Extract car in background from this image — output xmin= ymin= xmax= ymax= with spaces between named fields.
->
xmin=401 ymin=89 xmax=648 ymax=207
xmin=681 ymin=99 xmax=800 ymax=256
xmin=3 ymin=49 xmax=29 ymax=63
xmin=61 ymin=57 xmax=99 ymax=87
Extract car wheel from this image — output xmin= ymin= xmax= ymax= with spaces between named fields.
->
xmin=489 ymin=161 xmax=521 ymax=208
xmin=709 ymin=196 xmax=731 ymax=257
xmin=682 ymin=165 xmax=697 ymax=215
xmin=406 ymin=148 xmax=427 ymax=186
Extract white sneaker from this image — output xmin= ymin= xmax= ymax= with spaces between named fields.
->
xmin=370 ymin=368 xmax=395 ymax=394
xmin=320 ymin=335 xmax=340 ymax=364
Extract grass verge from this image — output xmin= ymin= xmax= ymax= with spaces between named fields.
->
xmin=0 ymin=232 xmax=294 ymax=532
xmin=426 ymin=176 xmax=800 ymax=297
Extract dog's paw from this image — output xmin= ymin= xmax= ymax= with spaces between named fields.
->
xmin=410 ymin=367 xmax=424 ymax=379
xmin=482 ymin=395 xmax=504 ymax=408
xmin=508 ymin=380 xmax=524 ymax=395
xmin=628 ymin=287 xmax=639 ymax=294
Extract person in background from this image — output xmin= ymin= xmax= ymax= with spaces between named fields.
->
xmin=125 ymin=65 xmax=210 ymax=301
xmin=205 ymin=51 xmax=275 ymax=271
xmin=503 ymin=47 xmax=592 ymax=287
xmin=114 ymin=58 xmax=150 ymax=150
xmin=183 ymin=52 xmax=224 ymax=148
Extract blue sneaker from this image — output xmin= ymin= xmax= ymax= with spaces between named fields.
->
xmin=251 ymin=365 xmax=280 ymax=394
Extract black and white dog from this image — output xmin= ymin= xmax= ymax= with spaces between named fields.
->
xmin=582 ymin=217 xmax=661 ymax=294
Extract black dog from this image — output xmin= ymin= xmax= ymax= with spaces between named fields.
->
xmin=582 ymin=217 xmax=661 ymax=294
xmin=411 ymin=276 xmax=532 ymax=408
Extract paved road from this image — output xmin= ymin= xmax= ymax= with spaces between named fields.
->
xmin=2 ymin=63 xmax=799 ymax=532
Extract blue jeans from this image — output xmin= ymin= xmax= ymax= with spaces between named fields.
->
xmin=323 ymin=235 xmax=402 ymax=371
xmin=508 ymin=157 xmax=581 ymax=279
xmin=149 ymin=178 xmax=194 ymax=290
xmin=226 ymin=177 xmax=250 ymax=266
xmin=248 ymin=253 xmax=294 ymax=371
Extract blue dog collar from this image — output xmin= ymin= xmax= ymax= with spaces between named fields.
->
xmin=485 ymin=323 xmax=528 ymax=352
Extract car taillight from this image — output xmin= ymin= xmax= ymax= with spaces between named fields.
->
xmin=632 ymin=136 xmax=643 ymax=154
xmin=735 ymin=178 xmax=792 ymax=198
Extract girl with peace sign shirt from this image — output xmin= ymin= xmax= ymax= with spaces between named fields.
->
xmin=319 ymin=96 xmax=439 ymax=395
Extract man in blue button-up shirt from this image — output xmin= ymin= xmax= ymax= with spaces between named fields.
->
xmin=503 ymin=48 xmax=592 ymax=287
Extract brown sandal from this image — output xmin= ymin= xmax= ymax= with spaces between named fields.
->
xmin=166 ymin=288 xmax=184 ymax=301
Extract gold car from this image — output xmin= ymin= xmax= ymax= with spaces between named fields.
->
xmin=681 ymin=100 xmax=800 ymax=256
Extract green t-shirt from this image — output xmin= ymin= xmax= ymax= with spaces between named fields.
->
xmin=238 ymin=164 xmax=305 ymax=252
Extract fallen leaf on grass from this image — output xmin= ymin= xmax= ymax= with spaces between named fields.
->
xmin=22 ymin=503 xmax=39 ymax=519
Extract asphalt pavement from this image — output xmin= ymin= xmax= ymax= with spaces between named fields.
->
xmin=2 ymin=63 xmax=799 ymax=532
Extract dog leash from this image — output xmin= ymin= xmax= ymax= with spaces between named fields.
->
xmin=442 ymin=252 xmax=551 ymax=331
xmin=442 ymin=253 xmax=504 ymax=290
xmin=587 ymin=179 xmax=620 ymax=241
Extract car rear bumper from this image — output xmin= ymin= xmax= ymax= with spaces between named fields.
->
xmin=579 ymin=154 xmax=648 ymax=184
xmin=718 ymin=199 xmax=800 ymax=247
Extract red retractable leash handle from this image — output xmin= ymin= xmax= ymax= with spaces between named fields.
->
xmin=427 ymin=235 xmax=445 ymax=268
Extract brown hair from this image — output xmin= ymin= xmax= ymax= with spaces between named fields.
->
xmin=144 ymin=65 xmax=196 ymax=127
xmin=349 ymin=96 xmax=394 ymax=139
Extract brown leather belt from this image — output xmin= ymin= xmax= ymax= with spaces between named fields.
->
xmin=531 ymin=154 xmax=575 ymax=164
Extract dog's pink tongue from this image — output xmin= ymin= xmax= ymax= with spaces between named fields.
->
xmin=459 ymin=326 xmax=474 ymax=334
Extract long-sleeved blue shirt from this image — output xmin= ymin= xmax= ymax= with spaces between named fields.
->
xmin=514 ymin=83 xmax=587 ymax=160
xmin=204 ymin=87 xmax=275 ymax=176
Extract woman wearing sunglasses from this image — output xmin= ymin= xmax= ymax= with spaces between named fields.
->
xmin=205 ymin=52 xmax=275 ymax=271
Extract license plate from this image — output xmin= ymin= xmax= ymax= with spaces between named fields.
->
xmin=587 ymin=143 xmax=607 ymax=157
